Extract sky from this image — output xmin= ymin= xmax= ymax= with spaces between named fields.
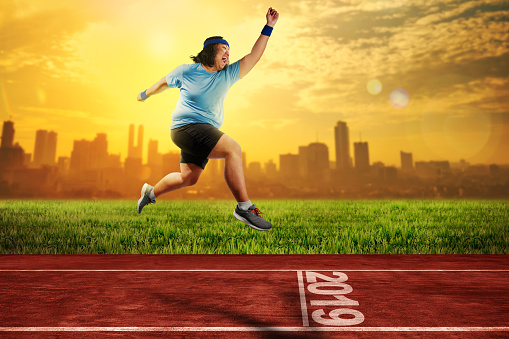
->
xmin=0 ymin=0 xmax=508 ymax=167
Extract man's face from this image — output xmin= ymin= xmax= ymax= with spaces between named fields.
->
xmin=215 ymin=43 xmax=230 ymax=71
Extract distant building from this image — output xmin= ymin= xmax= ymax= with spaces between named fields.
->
xmin=70 ymin=133 xmax=109 ymax=172
xmin=306 ymin=142 xmax=329 ymax=179
xmin=23 ymin=153 xmax=31 ymax=167
xmin=147 ymin=139 xmax=162 ymax=167
xmin=298 ymin=146 xmax=308 ymax=177
xmin=127 ymin=124 xmax=143 ymax=160
xmin=203 ymin=158 xmax=222 ymax=179
xmin=354 ymin=141 xmax=370 ymax=173
xmin=108 ymin=154 xmax=121 ymax=169
xmin=248 ymin=161 xmax=262 ymax=178
xmin=33 ymin=130 xmax=57 ymax=167
xmin=92 ymin=133 xmax=108 ymax=169
xmin=0 ymin=121 xmax=25 ymax=169
xmin=46 ymin=131 xmax=57 ymax=166
xmin=128 ymin=124 xmax=135 ymax=157
xmin=70 ymin=139 xmax=92 ymax=172
xmin=137 ymin=125 xmax=144 ymax=159
xmin=265 ymin=159 xmax=277 ymax=177
xmin=162 ymin=151 xmax=180 ymax=175
xmin=242 ymin=151 xmax=247 ymax=173
xmin=386 ymin=167 xmax=398 ymax=184
xmin=400 ymin=151 xmax=413 ymax=172
xmin=279 ymin=153 xmax=300 ymax=179
xmin=58 ymin=156 xmax=70 ymax=175
xmin=415 ymin=161 xmax=451 ymax=178
xmin=334 ymin=121 xmax=350 ymax=170
xmin=1 ymin=121 xmax=14 ymax=149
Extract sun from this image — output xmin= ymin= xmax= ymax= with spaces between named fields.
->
xmin=149 ymin=34 xmax=172 ymax=58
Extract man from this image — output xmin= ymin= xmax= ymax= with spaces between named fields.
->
xmin=136 ymin=7 xmax=279 ymax=231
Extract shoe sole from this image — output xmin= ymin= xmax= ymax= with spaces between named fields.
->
xmin=233 ymin=211 xmax=271 ymax=231
xmin=137 ymin=183 xmax=149 ymax=214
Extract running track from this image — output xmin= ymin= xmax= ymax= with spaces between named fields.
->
xmin=0 ymin=255 xmax=508 ymax=338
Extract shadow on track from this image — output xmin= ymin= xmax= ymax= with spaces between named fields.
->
xmin=151 ymin=289 xmax=328 ymax=339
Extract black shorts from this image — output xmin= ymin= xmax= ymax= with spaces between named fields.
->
xmin=170 ymin=123 xmax=224 ymax=169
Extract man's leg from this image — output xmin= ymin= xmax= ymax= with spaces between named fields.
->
xmin=208 ymin=134 xmax=271 ymax=231
xmin=137 ymin=163 xmax=203 ymax=214
xmin=208 ymin=134 xmax=249 ymax=202
xmin=153 ymin=163 xmax=203 ymax=197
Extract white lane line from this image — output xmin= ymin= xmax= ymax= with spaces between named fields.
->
xmin=296 ymin=271 xmax=309 ymax=327
xmin=0 ymin=269 xmax=508 ymax=272
xmin=1 ymin=327 xmax=508 ymax=332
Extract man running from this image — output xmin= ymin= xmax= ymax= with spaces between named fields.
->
xmin=136 ymin=7 xmax=279 ymax=231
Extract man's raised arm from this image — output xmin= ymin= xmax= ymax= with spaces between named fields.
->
xmin=239 ymin=7 xmax=279 ymax=79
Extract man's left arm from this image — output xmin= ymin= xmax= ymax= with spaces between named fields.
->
xmin=239 ymin=7 xmax=279 ymax=79
xmin=137 ymin=77 xmax=170 ymax=102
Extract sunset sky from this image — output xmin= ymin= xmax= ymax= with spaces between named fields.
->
xmin=1 ymin=0 xmax=508 ymax=167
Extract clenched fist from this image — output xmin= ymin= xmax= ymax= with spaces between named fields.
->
xmin=266 ymin=7 xmax=279 ymax=27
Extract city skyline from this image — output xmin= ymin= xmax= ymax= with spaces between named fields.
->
xmin=1 ymin=119 xmax=508 ymax=200
xmin=2 ymin=119 xmax=506 ymax=174
xmin=0 ymin=0 xmax=507 ymax=167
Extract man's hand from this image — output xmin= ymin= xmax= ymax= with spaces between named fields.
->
xmin=266 ymin=7 xmax=279 ymax=27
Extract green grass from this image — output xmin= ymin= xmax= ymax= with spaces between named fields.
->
xmin=0 ymin=200 xmax=507 ymax=254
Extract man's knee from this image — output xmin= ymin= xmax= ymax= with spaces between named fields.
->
xmin=228 ymin=139 xmax=242 ymax=157
xmin=183 ymin=173 xmax=200 ymax=186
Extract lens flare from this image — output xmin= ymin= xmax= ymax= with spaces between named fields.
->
xmin=36 ymin=88 xmax=46 ymax=105
xmin=367 ymin=79 xmax=382 ymax=95
xmin=389 ymin=88 xmax=410 ymax=109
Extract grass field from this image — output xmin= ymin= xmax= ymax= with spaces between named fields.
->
xmin=0 ymin=200 xmax=508 ymax=254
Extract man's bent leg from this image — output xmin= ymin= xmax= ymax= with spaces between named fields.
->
xmin=208 ymin=134 xmax=271 ymax=230
xmin=138 ymin=163 xmax=203 ymax=214
xmin=208 ymin=134 xmax=249 ymax=202
xmin=153 ymin=163 xmax=203 ymax=197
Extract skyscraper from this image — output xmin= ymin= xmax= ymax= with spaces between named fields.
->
xmin=306 ymin=142 xmax=330 ymax=179
xmin=0 ymin=121 xmax=24 ymax=169
xmin=298 ymin=146 xmax=308 ymax=177
xmin=33 ymin=130 xmax=47 ymax=166
xmin=127 ymin=124 xmax=143 ymax=160
xmin=137 ymin=125 xmax=144 ymax=160
xmin=33 ymin=129 xmax=57 ymax=167
xmin=354 ymin=141 xmax=370 ymax=173
xmin=147 ymin=139 xmax=161 ymax=167
xmin=1 ymin=121 xmax=14 ymax=149
xmin=46 ymin=131 xmax=57 ymax=165
xmin=334 ymin=121 xmax=350 ymax=170
xmin=70 ymin=139 xmax=92 ymax=172
xmin=128 ymin=124 xmax=135 ymax=158
xmin=92 ymin=133 xmax=108 ymax=169
xmin=400 ymin=151 xmax=413 ymax=172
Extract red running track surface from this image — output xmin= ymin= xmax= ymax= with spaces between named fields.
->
xmin=0 ymin=255 xmax=508 ymax=338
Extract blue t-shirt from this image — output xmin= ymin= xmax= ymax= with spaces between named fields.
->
xmin=166 ymin=60 xmax=241 ymax=129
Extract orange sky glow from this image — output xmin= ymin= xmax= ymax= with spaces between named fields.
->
xmin=1 ymin=0 xmax=508 ymax=167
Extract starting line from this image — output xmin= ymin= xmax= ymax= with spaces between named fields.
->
xmin=1 ymin=327 xmax=509 ymax=332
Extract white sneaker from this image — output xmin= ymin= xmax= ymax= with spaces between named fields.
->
xmin=137 ymin=183 xmax=156 ymax=214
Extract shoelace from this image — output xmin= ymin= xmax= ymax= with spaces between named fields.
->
xmin=249 ymin=208 xmax=263 ymax=216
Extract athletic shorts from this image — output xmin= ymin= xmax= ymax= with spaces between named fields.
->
xmin=170 ymin=123 xmax=224 ymax=169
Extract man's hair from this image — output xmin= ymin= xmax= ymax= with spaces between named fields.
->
xmin=190 ymin=36 xmax=225 ymax=67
